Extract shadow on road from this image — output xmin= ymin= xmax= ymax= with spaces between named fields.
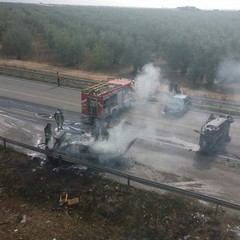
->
xmin=193 ymin=151 xmax=216 ymax=170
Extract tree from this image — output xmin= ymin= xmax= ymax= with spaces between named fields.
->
xmin=54 ymin=32 xmax=84 ymax=66
xmin=188 ymin=38 xmax=227 ymax=87
xmin=2 ymin=24 xmax=33 ymax=59
xmin=87 ymin=43 xmax=113 ymax=70
xmin=163 ymin=36 xmax=192 ymax=74
xmin=121 ymin=37 xmax=151 ymax=73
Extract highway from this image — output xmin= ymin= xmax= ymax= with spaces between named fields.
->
xmin=0 ymin=75 xmax=82 ymax=113
xmin=0 ymin=74 xmax=240 ymax=205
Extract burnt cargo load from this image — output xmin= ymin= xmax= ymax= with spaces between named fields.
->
xmin=48 ymin=124 xmax=137 ymax=166
xmin=81 ymin=78 xmax=135 ymax=124
xmin=199 ymin=114 xmax=234 ymax=154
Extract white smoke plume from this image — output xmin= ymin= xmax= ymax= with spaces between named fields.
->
xmin=90 ymin=121 xmax=137 ymax=164
xmin=134 ymin=63 xmax=161 ymax=99
xmin=90 ymin=63 xmax=163 ymax=166
xmin=215 ymin=59 xmax=240 ymax=84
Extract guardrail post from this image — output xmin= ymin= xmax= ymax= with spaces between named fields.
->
xmin=3 ymin=138 xmax=6 ymax=149
xmin=215 ymin=202 xmax=219 ymax=216
xmin=127 ymin=176 xmax=130 ymax=187
xmin=59 ymin=155 xmax=62 ymax=167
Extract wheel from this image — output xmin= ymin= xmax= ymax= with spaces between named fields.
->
xmin=227 ymin=115 xmax=234 ymax=123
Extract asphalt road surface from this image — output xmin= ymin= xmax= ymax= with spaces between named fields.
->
xmin=0 ymin=75 xmax=82 ymax=113
xmin=0 ymin=74 xmax=240 ymax=205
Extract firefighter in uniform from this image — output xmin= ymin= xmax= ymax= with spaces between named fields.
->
xmin=101 ymin=122 xmax=109 ymax=141
xmin=44 ymin=123 xmax=52 ymax=149
xmin=54 ymin=109 xmax=64 ymax=131
xmin=93 ymin=120 xmax=100 ymax=141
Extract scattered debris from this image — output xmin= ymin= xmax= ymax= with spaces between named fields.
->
xmin=184 ymin=235 xmax=191 ymax=240
xmin=67 ymin=197 xmax=79 ymax=206
xmin=59 ymin=192 xmax=68 ymax=206
xmin=0 ymin=222 xmax=9 ymax=226
xmin=59 ymin=192 xmax=79 ymax=206
xmin=20 ymin=215 xmax=27 ymax=224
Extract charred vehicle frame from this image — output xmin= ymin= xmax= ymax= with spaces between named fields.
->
xmin=198 ymin=114 xmax=234 ymax=154
xmin=47 ymin=123 xmax=137 ymax=167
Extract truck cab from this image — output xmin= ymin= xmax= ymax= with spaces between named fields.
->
xmin=199 ymin=114 xmax=234 ymax=154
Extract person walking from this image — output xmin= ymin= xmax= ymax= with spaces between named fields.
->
xmin=54 ymin=109 xmax=64 ymax=131
xmin=56 ymin=72 xmax=61 ymax=87
xmin=44 ymin=123 xmax=52 ymax=149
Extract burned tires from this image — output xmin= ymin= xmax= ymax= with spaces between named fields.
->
xmin=227 ymin=115 xmax=234 ymax=123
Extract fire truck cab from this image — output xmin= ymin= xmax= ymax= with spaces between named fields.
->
xmin=81 ymin=78 xmax=134 ymax=124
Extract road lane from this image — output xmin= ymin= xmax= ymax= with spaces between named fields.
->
xmin=0 ymin=75 xmax=82 ymax=112
xmin=125 ymin=137 xmax=240 ymax=203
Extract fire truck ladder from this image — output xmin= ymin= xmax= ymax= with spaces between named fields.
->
xmin=83 ymin=82 xmax=109 ymax=94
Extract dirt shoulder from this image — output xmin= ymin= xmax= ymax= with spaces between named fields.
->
xmin=0 ymin=58 xmax=113 ymax=82
xmin=0 ymin=148 xmax=239 ymax=240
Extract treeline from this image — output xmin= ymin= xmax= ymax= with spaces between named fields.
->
xmin=0 ymin=3 xmax=240 ymax=86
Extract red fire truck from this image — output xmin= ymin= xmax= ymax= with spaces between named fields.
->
xmin=81 ymin=78 xmax=134 ymax=124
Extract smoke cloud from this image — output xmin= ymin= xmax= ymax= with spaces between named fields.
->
xmin=90 ymin=121 xmax=137 ymax=164
xmin=134 ymin=63 xmax=161 ymax=99
xmin=215 ymin=59 xmax=240 ymax=84
xmin=90 ymin=63 xmax=164 ymax=165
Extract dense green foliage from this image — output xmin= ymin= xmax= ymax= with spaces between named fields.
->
xmin=0 ymin=3 xmax=240 ymax=86
xmin=2 ymin=24 xmax=33 ymax=59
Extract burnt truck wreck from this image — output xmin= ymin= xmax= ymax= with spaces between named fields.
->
xmin=47 ymin=123 xmax=137 ymax=166
xmin=198 ymin=114 xmax=234 ymax=154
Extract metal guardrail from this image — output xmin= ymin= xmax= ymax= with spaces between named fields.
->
xmin=191 ymin=96 xmax=240 ymax=115
xmin=0 ymin=66 xmax=98 ymax=89
xmin=1 ymin=136 xmax=240 ymax=214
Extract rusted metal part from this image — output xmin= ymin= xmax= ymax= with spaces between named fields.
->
xmin=59 ymin=192 xmax=79 ymax=206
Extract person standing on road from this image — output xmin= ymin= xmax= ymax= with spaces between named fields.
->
xmin=44 ymin=123 xmax=52 ymax=149
xmin=93 ymin=120 xmax=100 ymax=141
xmin=54 ymin=109 xmax=64 ymax=131
xmin=56 ymin=72 xmax=61 ymax=87
xmin=59 ymin=109 xmax=64 ymax=130
xmin=101 ymin=122 xmax=109 ymax=141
